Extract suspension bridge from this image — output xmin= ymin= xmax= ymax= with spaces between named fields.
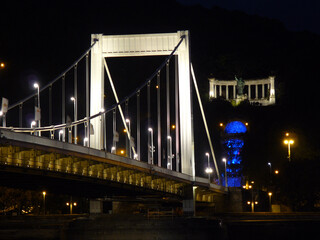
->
xmin=0 ymin=31 xmax=228 ymax=215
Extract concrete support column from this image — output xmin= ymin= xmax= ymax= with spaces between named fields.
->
xmin=90 ymin=199 xmax=103 ymax=214
xmin=233 ymin=85 xmax=236 ymax=99
xmin=183 ymin=185 xmax=196 ymax=216
xmin=255 ymin=84 xmax=258 ymax=99
xmin=219 ymin=85 xmax=222 ymax=97
xmin=262 ymin=84 xmax=265 ymax=98
xmin=248 ymin=84 xmax=251 ymax=99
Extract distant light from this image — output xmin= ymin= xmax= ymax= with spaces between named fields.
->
xmin=123 ymin=128 xmax=127 ymax=133
xmin=222 ymin=158 xmax=226 ymax=162
xmin=245 ymin=122 xmax=249 ymax=126
xmin=285 ymin=132 xmax=289 ymax=136
xmin=167 ymin=136 xmax=171 ymax=140
xmin=33 ymin=83 xmax=39 ymax=89
xmin=100 ymin=108 xmax=105 ymax=113
xmin=268 ymin=192 xmax=272 ymax=196
xmin=73 ymin=202 xmax=77 ymax=206
xmin=219 ymin=123 xmax=223 ymax=127
xmin=120 ymin=150 xmax=125 ymax=155
xmin=205 ymin=167 xmax=213 ymax=174
xmin=205 ymin=152 xmax=209 ymax=157
xmin=274 ymin=170 xmax=279 ymax=174
xmin=225 ymin=121 xmax=247 ymax=134
xmin=171 ymin=124 xmax=176 ymax=129
xmin=0 ymin=62 xmax=5 ymax=68
xmin=31 ymin=121 xmax=36 ymax=127
xmin=42 ymin=191 xmax=46 ymax=196
xmin=70 ymin=97 xmax=75 ymax=101
xmin=66 ymin=202 xmax=69 ymax=206
xmin=148 ymin=128 xmax=153 ymax=132
xmin=247 ymin=201 xmax=251 ymax=205
xmin=125 ymin=118 xmax=130 ymax=123
xmin=255 ymin=201 xmax=258 ymax=205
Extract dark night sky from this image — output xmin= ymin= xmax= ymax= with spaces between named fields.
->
xmin=178 ymin=0 xmax=320 ymax=35
xmin=0 ymin=0 xmax=320 ymax=182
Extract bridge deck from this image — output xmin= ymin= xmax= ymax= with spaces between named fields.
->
xmin=0 ymin=129 xmax=227 ymax=201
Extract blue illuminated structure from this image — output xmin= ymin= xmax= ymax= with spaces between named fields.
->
xmin=224 ymin=121 xmax=247 ymax=134
xmin=222 ymin=121 xmax=247 ymax=187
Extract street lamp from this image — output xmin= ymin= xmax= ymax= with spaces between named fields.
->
xmin=59 ymin=130 xmax=64 ymax=141
xmin=70 ymin=97 xmax=77 ymax=144
xmin=268 ymin=192 xmax=273 ymax=212
xmin=167 ymin=136 xmax=172 ymax=170
xmin=284 ymin=139 xmax=294 ymax=161
xmin=222 ymin=158 xmax=228 ymax=187
xmin=31 ymin=121 xmax=36 ymax=135
xmin=42 ymin=191 xmax=46 ymax=215
xmin=34 ymin=83 xmax=41 ymax=136
xmin=148 ymin=128 xmax=154 ymax=164
xmin=205 ymin=153 xmax=213 ymax=182
xmin=0 ymin=62 xmax=5 ymax=69
xmin=126 ymin=119 xmax=131 ymax=158
xmin=83 ymin=137 xmax=88 ymax=147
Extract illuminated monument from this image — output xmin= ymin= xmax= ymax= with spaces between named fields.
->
xmin=222 ymin=121 xmax=247 ymax=187
xmin=208 ymin=76 xmax=275 ymax=106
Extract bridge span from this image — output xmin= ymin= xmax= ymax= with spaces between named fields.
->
xmin=0 ymin=129 xmax=227 ymax=214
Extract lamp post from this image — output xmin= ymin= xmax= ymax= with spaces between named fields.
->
xmin=83 ymin=137 xmax=88 ymax=147
xmin=59 ymin=130 xmax=63 ymax=141
xmin=66 ymin=197 xmax=77 ymax=214
xmin=71 ymin=97 xmax=77 ymax=144
xmin=34 ymin=83 xmax=41 ymax=136
xmin=126 ymin=119 xmax=131 ymax=158
xmin=31 ymin=121 xmax=36 ymax=135
xmin=284 ymin=139 xmax=294 ymax=161
xmin=42 ymin=191 xmax=46 ymax=215
xmin=167 ymin=136 xmax=172 ymax=170
xmin=148 ymin=128 xmax=154 ymax=164
xmin=268 ymin=192 xmax=273 ymax=212
xmin=222 ymin=158 xmax=228 ymax=187
xmin=205 ymin=153 xmax=213 ymax=182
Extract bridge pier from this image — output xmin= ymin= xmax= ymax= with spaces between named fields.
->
xmin=182 ymin=186 xmax=196 ymax=216
xmin=89 ymin=199 xmax=103 ymax=214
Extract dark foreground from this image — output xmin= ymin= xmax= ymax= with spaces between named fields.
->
xmin=0 ymin=213 xmax=320 ymax=240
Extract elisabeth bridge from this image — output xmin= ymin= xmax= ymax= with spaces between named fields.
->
xmin=0 ymin=31 xmax=228 ymax=215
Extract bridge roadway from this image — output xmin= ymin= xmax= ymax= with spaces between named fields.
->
xmin=0 ymin=129 xmax=227 ymax=204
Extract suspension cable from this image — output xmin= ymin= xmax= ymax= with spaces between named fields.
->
xmin=7 ymin=40 xmax=98 ymax=111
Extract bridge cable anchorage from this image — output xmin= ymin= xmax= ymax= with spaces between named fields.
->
xmin=7 ymin=41 xmax=98 ymax=111
xmin=190 ymin=63 xmax=221 ymax=184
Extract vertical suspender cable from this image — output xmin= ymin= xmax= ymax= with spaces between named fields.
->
xmin=49 ymin=85 xmax=52 ymax=125
xmin=137 ymin=91 xmax=140 ymax=160
xmin=166 ymin=61 xmax=171 ymax=169
xmin=147 ymin=81 xmax=151 ymax=164
xmin=74 ymin=64 xmax=78 ymax=144
xmin=86 ymin=54 xmax=90 ymax=147
xmin=62 ymin=75 xmax=65 ymax=142
xmin=19 ymin=104 xmax=23 ymax=128
xmin=157 ymin=72 xmax=161 ymax=167
xmin=175 ymin=55 xmax=180 ymax=172
xmin=112 ymin=109 xmax=117 ymax=152
xmin=191 ymin=63 xmax=220 ymax=183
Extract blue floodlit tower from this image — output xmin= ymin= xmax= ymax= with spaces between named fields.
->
xmin=222 ymin=121 xmax=247 ymax=187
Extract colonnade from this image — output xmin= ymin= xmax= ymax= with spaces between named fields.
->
xmin=209 ymin=76 xmax=275 ymax=105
